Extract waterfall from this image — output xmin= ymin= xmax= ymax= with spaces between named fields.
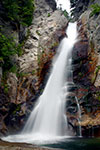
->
xmin=22 ymin=23 xmax=77 ymax=137
xmin=22 ymin=23 xmax=78 ymax=136
xmin=75 ymin=96 xmax=82 ymax=137
xmin=2 ymin=22 xmax=78 ymax=144
xmin=55 ymin=0 xmax=70 ymax=13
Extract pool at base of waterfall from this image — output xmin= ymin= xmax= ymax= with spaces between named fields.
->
xmin=1 ymin=138 xmax=100 ymax=150
xmin=41 ymin=138 xmax=100 ymax=150
xmin=2 ymin=134 xmax=71 ymax=144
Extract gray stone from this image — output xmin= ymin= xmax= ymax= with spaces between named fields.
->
xmin=7 ymin=73 xmax=18 ymax=103
xmin=18 ymin=8 xmax=68 ymax=73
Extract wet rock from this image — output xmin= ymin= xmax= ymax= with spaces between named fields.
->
xmin=67 ymin=106 xmax=77 ymax=114
xmin=67 ymin=0 xmax=100 ymax=137
xmin=70 ymin=0 xmax=90 ymax=20
xmin=0 ymin=140 xmax=54 ymax=150
xmin=45 ymin=0 xmax=56 ymax=11
xmin=19 ymin=25 xmax=27 ymax=43
xmin=7 ymin=73 xmax=18 ymax=103
xmin=3 ymin=103 xmax=27 ymax=133
xmin=67 ymin=15 xmax=100 ymax=135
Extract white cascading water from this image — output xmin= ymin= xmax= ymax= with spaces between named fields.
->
xmin=22 ymin=23 xmax=77 ymax=136
xmin=55 ymin=0 xmax=70 ymax=13
xmin=2 ymin=22 xmax=78 ymax=144
xmin=75 ymin=96 xmax=82 ymax=137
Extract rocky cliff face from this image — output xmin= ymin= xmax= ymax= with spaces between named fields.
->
xmin=15 ymin=0 xmax=68 ymax=104
xmin=70 ymin=0 xmax=90 ymax=20
xmin=0 ymin=0 xmax=68 ymax=134
xmin=1 ymin=0 xmax=100 ymax=138
xmin=68 ymin=0 xmax=100 ymax=137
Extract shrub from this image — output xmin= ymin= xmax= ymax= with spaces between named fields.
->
xmin=0 ymin=32 xmax=23 ymax=74
xmin=18 ymin=0 xmax=35 ymax=26
xmin=90 ymin=3 xmax=100 ymax=17
xmin=0 ymin=33 xmax=17 ymax=71
xmin=1 ymin=0 xmax=35 ymax=27
xmin=63 ymin=10 xmax=69 ymax=18
xmin=48 ymin=13 xmax=51 ymax=17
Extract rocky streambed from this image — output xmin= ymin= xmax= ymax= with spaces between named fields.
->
xmin=0 ymin=140 xmax=59 ymax=150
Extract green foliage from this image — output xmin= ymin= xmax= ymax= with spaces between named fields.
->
xmin=78 ymin=72 xmax=83 ymax=77
xmin=51 ymin=42 xmax=59 ymax=48
xmin=32 ymin=70 xmax=36 ymax=75
xmin=48 ymin=13 xmax=51 ymax=17
xmin=90 ymin=3 xmax=100 ymax=17
xmin=4 ymin=84 xmax=9 ymax=93
xmin=0 ymin=32 xmax=23 ymax=74
xmin=36 ymin=30 xmax=41 ymax=36
xmin=1 ymin=82 xmax=9 ymax=94
xmin=96 ymin=65 xmax=100 ymax=72
xmin=91 ymin=76 xmax=95 ymax=84
xmin=0 ymin=33 xmax=17 ymax=56
xmin=63 ymin=10 xmax=69 ymax=18
xmin=17 ymin=70 xmax=36 ymax=78
xmin=9 ymin=65 xmax=18 ymax=73
xmin=18 ymin=0 xmax=35 ymax=26
xmin=0 ymin=32 xmax=17 ymax=71
xmin=12 ymin=104 xmax=21 ymax=115
xmin=1 ymin=0 xmax=35 ymax=27
xmin=16 ymin=42 xmax=24 ymax=56
xmin=91 ymin=65 xmax=100 ymax=83
xmin=2 ymin=0 xmax=19 ymax=21
xmin=96 ymin=91 xmax=100 ymax=101
xmin=63 ymin=10 xmax=73 ymax=22
xmin=17 ymin=72 xmax=29 ymax=78
xmin=91 ymin=0 xmax=96 ymax=2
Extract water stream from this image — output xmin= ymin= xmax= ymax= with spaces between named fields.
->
xmin=75 ymin=96 xmax=82 ymax=137
xmin=22 ymin=22 xmax=78 ymax=137
xmin=2 ymin=22 xmax=78 ymax=144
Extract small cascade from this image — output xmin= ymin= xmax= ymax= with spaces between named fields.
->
xmin=75 ymin=96 xmax=82 ymax=137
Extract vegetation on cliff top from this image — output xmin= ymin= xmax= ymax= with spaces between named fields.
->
xmin=0 ymin=32 xmax=23 ymax=73
xmin=1 ymin=0 xmax=35 ymax=27
xmin=0 ymin=0 xmax=35 ymax=77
